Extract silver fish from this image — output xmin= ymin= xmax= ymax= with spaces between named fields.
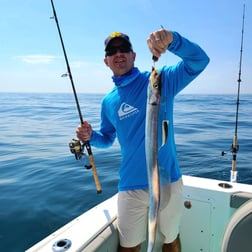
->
xmin=145 ymin=67 xmax=165 ymax=252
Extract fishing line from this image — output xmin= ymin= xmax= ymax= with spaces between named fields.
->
xmin=50 ymin=0 xmax=102 ymax=194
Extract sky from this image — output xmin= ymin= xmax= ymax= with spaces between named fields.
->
xmin=0 ymin=0 xmax=251 ymax=94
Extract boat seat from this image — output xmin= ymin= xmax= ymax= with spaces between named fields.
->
xmin=221 ymin=199 xmax=252 ymax=252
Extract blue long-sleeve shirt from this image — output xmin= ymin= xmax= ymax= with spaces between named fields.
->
xmin=90 ymin=32 xmax=209 ymax=191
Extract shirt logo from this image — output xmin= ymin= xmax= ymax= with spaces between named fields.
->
xmin=118 ymin=102 xmax=139 ymax=120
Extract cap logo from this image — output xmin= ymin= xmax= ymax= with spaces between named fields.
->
xmin=109 ymin=32 xmax=122 ymax=39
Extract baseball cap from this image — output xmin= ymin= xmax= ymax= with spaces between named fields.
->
xmin=104 ymin=32 xmax=133 ymax=50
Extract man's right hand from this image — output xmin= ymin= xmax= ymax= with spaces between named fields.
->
xmin=76 ymin=121 xmax=92 ymax=142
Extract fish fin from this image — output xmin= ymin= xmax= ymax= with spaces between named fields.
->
xmin=161 ymin=120 xmax=169 ymax=146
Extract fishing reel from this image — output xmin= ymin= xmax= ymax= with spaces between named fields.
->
xmin=69 ymin=139 xmax=84 ymax=160
xmin=69 ymin=139 xmax=92 ymax=169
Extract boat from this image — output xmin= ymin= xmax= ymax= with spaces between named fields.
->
xmin=26 ymin=175 xmax=252 ymax=252
xmin=27 ymin=3 xmax=251 ymax=252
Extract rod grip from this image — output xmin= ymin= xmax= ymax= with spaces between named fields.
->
xmin=88 ymin=153 xmax=102 ymax=194
xmin=231 ymin=135 xmax=238 ymax=172
xmin=84 ymin=142 xmax=102 ymax=194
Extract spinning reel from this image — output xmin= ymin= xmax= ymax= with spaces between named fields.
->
xmin=69 ymin=139 xmax=92 ymax=169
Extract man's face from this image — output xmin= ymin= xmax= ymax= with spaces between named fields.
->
xmin=104 ymin=39 xmax=136 ymax=77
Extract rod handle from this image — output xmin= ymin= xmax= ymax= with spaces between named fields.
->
xmin=231 ymin=135 xmax=238 ymax=172
xmin=85 ymin=143 xmax=102 ymax=194
xmin=88 ymin=154 xmax=102 ymax=194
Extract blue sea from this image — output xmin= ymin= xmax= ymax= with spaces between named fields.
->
xmin=0 ymin=92 xmax=252 ymax=252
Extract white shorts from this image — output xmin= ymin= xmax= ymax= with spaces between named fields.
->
xmin=117 ymin=179 xmax=183 ymax=247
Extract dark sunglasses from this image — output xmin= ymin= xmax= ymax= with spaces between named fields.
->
xmin=105 ymin=45 xmax=132 ymax=57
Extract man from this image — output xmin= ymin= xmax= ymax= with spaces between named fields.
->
xmin=76 ymin=29 xmax=209 ymax=252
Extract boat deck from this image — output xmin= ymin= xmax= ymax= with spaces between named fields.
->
xmin=26 ymin=175 xmax=252 ymax=252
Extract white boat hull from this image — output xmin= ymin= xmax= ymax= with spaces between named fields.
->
xmin=26 ymin=175 xmax=252 ymax=252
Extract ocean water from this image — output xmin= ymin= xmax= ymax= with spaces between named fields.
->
xmin=0 ymin=92 xmax=252 ymax=252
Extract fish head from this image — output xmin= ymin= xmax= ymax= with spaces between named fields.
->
xmin=150 ymin=67 xmax=162 ymax=94
xmin=148 ymin=67 xmax=162 ymax=105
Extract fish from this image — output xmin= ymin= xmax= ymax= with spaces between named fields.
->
xmin=145 ymin=67 xmax=166 ymax=252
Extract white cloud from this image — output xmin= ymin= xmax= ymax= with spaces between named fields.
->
xmin=17 ymin=54 xmax=58 ymax=64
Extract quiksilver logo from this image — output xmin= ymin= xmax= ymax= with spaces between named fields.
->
xmin=118 ymin=102 xmax=139 ymax=120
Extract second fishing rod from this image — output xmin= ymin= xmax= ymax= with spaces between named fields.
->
xmin=50 ymin=0 xmax=102 ymax=194
xmin=230 ymin=4 xmax=245 ymax=183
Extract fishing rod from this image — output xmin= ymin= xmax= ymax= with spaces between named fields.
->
xmin=230 ymin=4 xmax=245 ymax=183
xmin=50 ymin=0 xmax=102 ymax=194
